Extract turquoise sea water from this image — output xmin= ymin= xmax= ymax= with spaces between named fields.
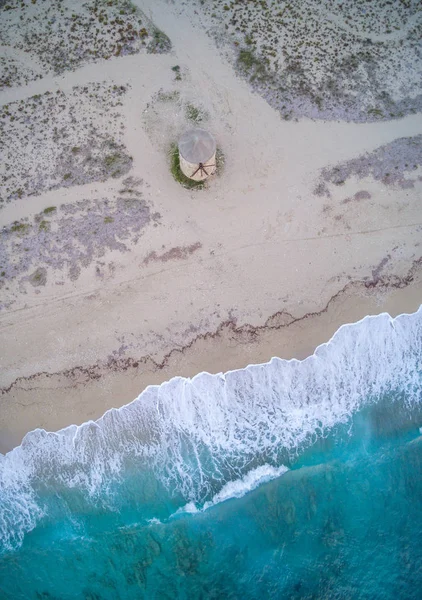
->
xmin=0 ymin=309 xmax=421 ymax=599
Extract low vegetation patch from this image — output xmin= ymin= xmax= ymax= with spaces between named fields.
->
xmin=185 ymin=103 xmax=209 ymax=124
xmin=171 ymin=65 xmax=182 ymax=81
xmin=29 ymin=267 xmax=47 ymax=287
xmin=314 ymin=135 xmax=422 ymax=196
xmin=0 ymin=0 xmax=172 ymax=89
xmin=10 ymin=222 xmax=30 ymax=234
xmin=0 ymin=180 xmax=154 ymax=304
xmin=1 ymin=82 xmax=132 ymax=204
xmin=197 ymin=0 xmax=422 ymax=122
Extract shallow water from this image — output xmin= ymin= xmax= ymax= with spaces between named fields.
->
xmin=0 ymin=309 xmax=421 ymax=599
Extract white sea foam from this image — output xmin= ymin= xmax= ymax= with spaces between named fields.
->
xmin=203 ymin=464 xmax=289 ymax=508
xmin=1 ymin=307 xmax=421 ymax=552
xmin=176 ymin=464 xmax=289 ymax=515
xmin=147 ymin=517 xmax=163 ymax=526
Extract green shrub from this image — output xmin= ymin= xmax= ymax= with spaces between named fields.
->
xmin=185 ymin=103 xmax=208 ymax=123
xmin=169 ymin=144 xmax=225 ymax=189
xmin=169 ymin=144 xmax=204 ymax=190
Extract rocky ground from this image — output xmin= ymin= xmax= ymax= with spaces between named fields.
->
xmin=191 ymin=0 xmax=422 ymax=122
xmin=0 ymin=0 xmax=171 ymax=90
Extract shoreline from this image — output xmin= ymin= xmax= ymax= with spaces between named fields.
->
xmin=1 ymin=275 xmax=421 ymax=454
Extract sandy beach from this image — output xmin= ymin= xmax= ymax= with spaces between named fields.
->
xmin=1 ymin=0 xmax=421 ymax=454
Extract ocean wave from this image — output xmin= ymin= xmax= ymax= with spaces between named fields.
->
xmin=1 ymin=307 xmax=421 ymax=553
xmin=176 ymin=464 xmax=289 ymax=515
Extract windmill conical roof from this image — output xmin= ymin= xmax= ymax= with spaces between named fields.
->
xmin=178 ymin=128 xmax=216 ymax=164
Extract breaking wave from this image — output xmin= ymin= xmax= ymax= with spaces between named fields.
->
xmin=176 ymin=464 xmax=290 ymax=515
xmin=1 ymin=307 xmax=421 ymax=553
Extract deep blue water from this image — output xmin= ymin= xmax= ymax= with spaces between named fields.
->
xmin=0 ymin=309 xmax=421 ymax=599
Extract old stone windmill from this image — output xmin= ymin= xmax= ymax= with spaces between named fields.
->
xmin=178 ymin=128 xmax=217 ymax=181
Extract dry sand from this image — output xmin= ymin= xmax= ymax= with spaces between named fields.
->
xmin=0 ymin=0 xmax=421 ymax=453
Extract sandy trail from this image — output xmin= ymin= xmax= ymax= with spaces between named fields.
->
xmin=0 ymin=52 xmax=175 ymax=105
xmin=313 ymin=6 xmax=422 ymax=43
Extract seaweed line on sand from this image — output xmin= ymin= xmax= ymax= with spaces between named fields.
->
xmin=2 ymin=256 xmax=421 ymax=396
